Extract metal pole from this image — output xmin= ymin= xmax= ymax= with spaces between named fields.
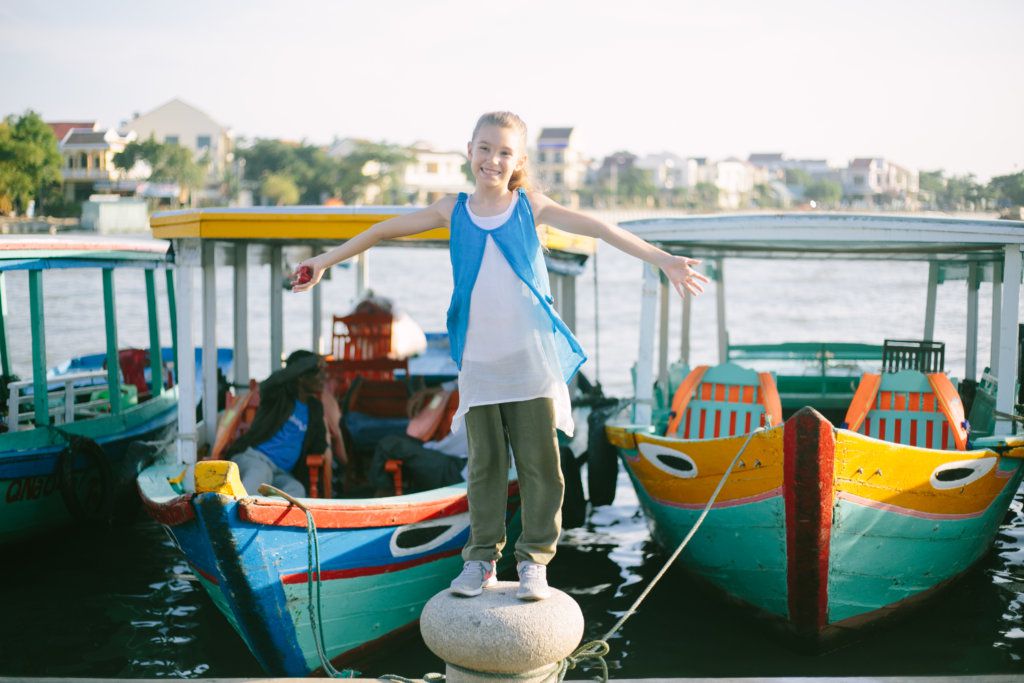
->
xmin=994 ymin=245 xmax=1022 ymax=435
xmin=144 ymin=269 xmax=162 ymax=397
xmin=924 ymin=261 xmax=938 ymax=341
xmin=965 ymin=262 xmax=980 ymax=381
xmin=174 ymin=239 xmax=200 ymax=464
xmin=658 ymin=277 xmax=669 ymax=391
xmin=990 ymin=262 xmax=1003 ymax=374
xmin=102 ymin=268 xmax=122 ymax=414
xmin=681 ymin=292 xmax=692 ymax=367
xmin=355 ymin=252 xmax=370 ymax=301
xmin=27 ymin=270 xmax=48 ymax=427
xmin=0 ymin=272 xmax=9 ymax=377
xmin=233 ymin=242 xmax=250 ymax=385
xmin=634 ymin=263 xmax=659 ymax=425
xmin=202 ymin=242 xmax=218 ymax=447
xmin=312 ymin=274 xmax=323 ymax=354
xmin=269 ymin=244 xmax=284 ymax=371
xmin=166 ymin=268 xmax=178 ymax=381
xmin=715 ymin=258 xmax=727 ymax=363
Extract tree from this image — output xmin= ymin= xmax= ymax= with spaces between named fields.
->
xmin=335 ymin=141 xmax=413 ymax=204
xmin=804 ymin=179 xmax=843 ymax=207
xmin=988 ymin=172 xmax=1024 ymax=207
xmin=693 ymin=182 xmax=719 ymax=209
xmin=113 ymin=138 xmax=207 ymax=206
xmin=784 ymin=168 xmax=812 ymax=187
xmin=260 ymin=173 xmax=300 ymax=206
xmin=0 ymin=110 xmax=62 ymax=215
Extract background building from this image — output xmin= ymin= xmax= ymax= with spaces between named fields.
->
xmin=122 ymin=98 xmax=233 ymax=201
xmin=533 ymin=127 xmax=588 ymax=208
xmin=51 ymin=123 xmax=137 ymax=201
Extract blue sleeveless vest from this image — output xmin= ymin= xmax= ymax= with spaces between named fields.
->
xmin=446 ymin=189 xmax=586 ymax=383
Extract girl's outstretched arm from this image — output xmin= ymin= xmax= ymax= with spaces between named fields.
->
xmin=291 ymin=197 xmax=455 ymax=292
xmin=528 ymin=192 xmax=710 ymax=298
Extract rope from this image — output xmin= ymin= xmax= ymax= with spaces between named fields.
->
xmin=557 ymin=426 xmax=765 ymax=681
xmin=258 ymin=484 xmax=358 ymax=679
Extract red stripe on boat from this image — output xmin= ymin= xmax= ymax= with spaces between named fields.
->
xmin=783 ymin=407 xmax=835 ymax=638
xmin=238 ymin=482 xmax=518 ymax=529
xmin=281 ymin=547 xmax=461 ymax=584
xmin=240 ymin=494 xmax=468 ymax=528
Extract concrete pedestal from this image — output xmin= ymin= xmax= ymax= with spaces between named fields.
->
xmin=420 ymin=581 xmax=584 ymax=682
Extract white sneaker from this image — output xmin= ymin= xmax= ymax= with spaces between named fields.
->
xmin=449 ymin=560 xmax=497 ymax=597
xmin=516 ymin=561 xmax=551 ymax=601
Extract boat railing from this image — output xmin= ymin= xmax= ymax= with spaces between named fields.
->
xmin=6 ymin=370 xmax=115 ymax=431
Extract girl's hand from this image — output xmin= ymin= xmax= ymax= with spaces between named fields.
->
xmin=291 ymin=255 xmax=327 ymax=292
xmin=660 ymin=255 xmax=710 ymax=298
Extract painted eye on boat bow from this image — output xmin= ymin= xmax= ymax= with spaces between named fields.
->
xmin=389 ymin=512 xmax=470 ymax=558
xmin=929 ymin=457 xmax=996 ymax=490
xmin=638 ymin=443 xmax=699 ymax=478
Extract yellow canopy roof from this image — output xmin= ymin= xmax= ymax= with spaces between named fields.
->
xmin=150 ymin=206 xmax=596 ymax=257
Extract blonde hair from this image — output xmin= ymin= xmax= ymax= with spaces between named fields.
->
xmin=471 ymin=111 xmax=531 ymax=192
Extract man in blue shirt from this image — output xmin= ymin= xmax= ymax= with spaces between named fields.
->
xmin=227 ymin=351 xmax=328 ymax=497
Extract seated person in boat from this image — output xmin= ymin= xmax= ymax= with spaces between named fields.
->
xmin=370 ymin=382 xmax=467 ymax=495
xmin=227 ymin=351 xmax=331 ymax=497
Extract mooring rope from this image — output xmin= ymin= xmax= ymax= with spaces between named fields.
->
xmin=263 ymin=424 xmax=765 ymax=682
xmin=556 ymin=426 xmax=766 ymax=681
xmin=258 ymin=485 xmax=358 ymax=679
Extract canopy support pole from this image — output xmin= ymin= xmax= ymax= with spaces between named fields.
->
xmin=28 ymin=270 xmax=48 ymax=427
xmin=312 ymin=277 xmax=323 ymax=355
xmin=715 ymin=258 xmax=727 ymax=363
xmin=166 ymin=269 xmax=178 ymax=381
xmin=965 ymin=262 xmax=980 ymax=381
xmin=990 ymin=262 xmax=1003 ymax=374
xmin=681 ymin=292 xmax=692 ymax=367
xmin=269 ymin=244 xmax=283 ymax=372
xmin=144 ymin=269 xmax=162 ymax=397
xmin=658 ymin=277 xmax=669 ymax=391
xmin=233 ymin=243 xmax=249 ymax=386
xmin=995 ymin=245 xmax=1022 ymax=435
xmin=0 ymin=272 xmax=9 ymax=377
xmin=924 ymin=261 xmax=938 ymax=341
xmin=634 ymin=263 xmax=659 ymax=425
xmin=174 ymin=239 xmax=200 ymax=464
xmin=355 ymin=252 xmax=369 ymax=301
xmin=202 ymin=242 xmax=218 ymax=447
xmin=102 ymin=268 xmax=122 ymax=415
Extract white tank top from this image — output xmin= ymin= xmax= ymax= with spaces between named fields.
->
xmin=453 ymin=193 xmax=574 ymax=436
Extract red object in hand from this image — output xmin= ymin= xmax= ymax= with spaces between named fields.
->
xmin=293 ymin=265 xmax=313 ymax=285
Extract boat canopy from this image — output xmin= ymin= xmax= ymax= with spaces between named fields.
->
xmin=150 ymin=205 xmax=596 ymax=464
xmin=619 ymin=212 xmax=1024 ymax=436
xmin=0 ymin=235 xmax=169 ymax=271
xmin=620 ymin=213 xmax=1024 ymax=265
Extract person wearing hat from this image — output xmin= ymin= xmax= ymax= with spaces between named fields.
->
xmin=227 ymin=350 xmax=329 ymax=497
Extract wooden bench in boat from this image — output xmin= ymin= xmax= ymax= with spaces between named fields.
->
xmin=665 ymin=362 xmax=783 ymax=439
xmin=842 ymin=369 xmax=968 ymax=451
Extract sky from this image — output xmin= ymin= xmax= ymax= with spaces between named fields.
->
xmin=2 ymin=0 xmax=1022 ymax=180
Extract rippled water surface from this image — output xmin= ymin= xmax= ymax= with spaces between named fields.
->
xmin=2 ymin=234 xmax=1023 ymax=677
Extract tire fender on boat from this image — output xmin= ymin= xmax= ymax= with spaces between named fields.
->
xmin=57 ymin=435 xmax=114 ymax=524
xmin=586 ymin=403 xmax=621 ymax=507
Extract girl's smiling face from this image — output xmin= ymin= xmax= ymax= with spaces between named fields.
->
xmin=467 ymin=124 xmax=526 ymax=191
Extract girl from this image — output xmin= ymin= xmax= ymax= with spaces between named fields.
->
xmin=292 ymin=111 xmax=709 ymax=600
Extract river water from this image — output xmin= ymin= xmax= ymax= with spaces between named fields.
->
xmin=1 ymin=230 xmax=1022 ymax=677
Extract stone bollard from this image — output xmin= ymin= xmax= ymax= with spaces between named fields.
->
xmin=420 ymin=581 xmax=585 ymax=683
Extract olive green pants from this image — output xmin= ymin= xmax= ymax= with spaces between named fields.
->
xmin=462 ymin=397 xmax=564 ymax=565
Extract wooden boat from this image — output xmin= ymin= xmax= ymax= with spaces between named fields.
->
xmin=137 ymin=206 xmax=594 ymax=675
xmin=603 ymin=213 xmax=1024 ymax=645
xmin=0 ymin=235 xmax=229 ymax=543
